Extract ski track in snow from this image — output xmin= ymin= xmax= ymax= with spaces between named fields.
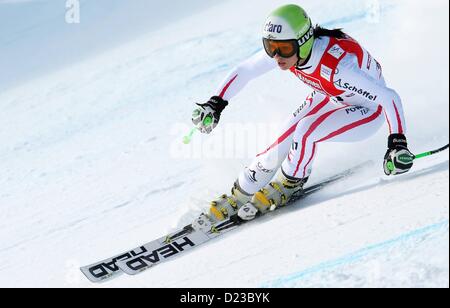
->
xmin=263 ymin=220 xmax=449 ymax=288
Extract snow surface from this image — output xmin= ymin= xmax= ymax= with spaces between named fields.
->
xmin=0 ymin=0 xmax=448 ymax=288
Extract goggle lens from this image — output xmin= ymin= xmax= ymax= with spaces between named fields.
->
xmin=263 ymin=39 xmax=298 ymax=58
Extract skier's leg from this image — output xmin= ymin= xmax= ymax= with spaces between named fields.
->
xmin=244 ymin=103 xmax=384 ymax=218
xmin=237 ymin=92 xmax=331 ymax=195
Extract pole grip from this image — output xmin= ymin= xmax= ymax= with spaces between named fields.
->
xmin=183 ymin=115 xmax=214 ymax=144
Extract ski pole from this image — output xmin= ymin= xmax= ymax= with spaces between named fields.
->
xmin=413 ymin=144 xmax=449 ymax=160
xmin=183 ymin=116 xmax=213 ymax=144
xmin=387 ymin=144 xmax=449 ymax=172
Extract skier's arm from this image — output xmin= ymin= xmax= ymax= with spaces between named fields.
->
xmin=336 ymin=59 xmax=414 ymax=175
xmin=215 ymin=50 xmax=278 ymax=101
xmin=193 ymin=50 xmax=277 ymax=134
xmin=336 ymin=59 xmax=407 ymax=135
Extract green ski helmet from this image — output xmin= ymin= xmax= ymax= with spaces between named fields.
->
xmin=262 ymin=4 xmax=315 ymax=59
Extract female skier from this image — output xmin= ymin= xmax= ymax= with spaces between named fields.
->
xmin=191 ymin=4 xmax=414 ymax=230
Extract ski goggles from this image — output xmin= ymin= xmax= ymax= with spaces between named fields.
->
xmin=263 ymin=38 xmax=299 ymax=58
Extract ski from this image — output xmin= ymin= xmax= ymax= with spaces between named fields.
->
xmin=80 ymin=225 xmax=202 ymax=283
xmin=80 ymin=161 xmax=371 ymax=282
xmin=116 ymin=220 xmax=238 ymax=276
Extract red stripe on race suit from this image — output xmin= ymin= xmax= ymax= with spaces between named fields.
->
xmin=384 ymin=110 xmax=392 ymax=134
xmin=219 ymin=74 xmax=238 ymax=98
xmin=301 ymin=142 xmax=318 ymax=178
xmin=337 ymin=37 xmax=364 ymax=68
xmin=305 ymin=96 xmax=330 ymax=118
xmin=256 ymin=97 xmax=330 ymax=157
xmin=256 ymin=123 xmax=297 ymax=157
xmin=300 ymin=105 xmax=383 ymax=178
xmin=293 ymin=106 xmax=348 ymax=177
xmin=392 ymin=100 xmax=404 ymax=134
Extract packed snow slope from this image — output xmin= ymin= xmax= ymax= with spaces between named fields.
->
xmin=0 ymin=0 xmax=448 ymax=287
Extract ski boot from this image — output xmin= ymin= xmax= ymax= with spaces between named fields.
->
xmin=192 ymin=181 xmax=253 ymax=232
xmin=238 ymin=172 xmax=308 ymax=221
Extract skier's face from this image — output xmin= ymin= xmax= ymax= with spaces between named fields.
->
xmin=274 ymin=53 xmax=299 ymax=70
